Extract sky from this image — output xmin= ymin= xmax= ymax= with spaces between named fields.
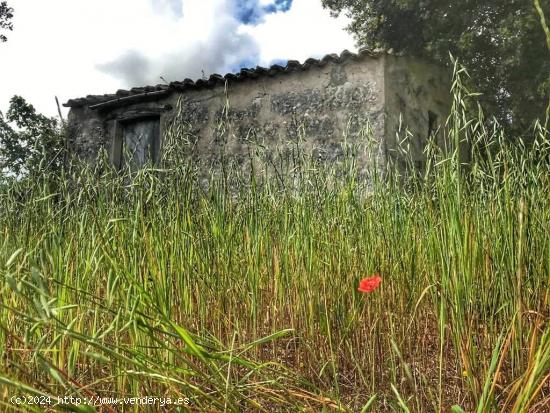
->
xmin=0 ymin=0 xmax=356 ymax=118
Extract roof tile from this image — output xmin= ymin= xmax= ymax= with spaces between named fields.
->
xmin=64 ymin=49 xmax=383 ymax=108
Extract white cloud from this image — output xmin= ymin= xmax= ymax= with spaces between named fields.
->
xmin=151 ymin=0 xmax=184 ymax=18
xmin=97 ymin=0 xmax=260 ymax=85
xmin=0 ymin=0 xmax=355 ymax=118
xmin=240 ymin=0 xmax=356 ymax=65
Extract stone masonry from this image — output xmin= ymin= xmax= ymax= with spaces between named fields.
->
xmin=64 ymin=49 xmax=452 ymax=178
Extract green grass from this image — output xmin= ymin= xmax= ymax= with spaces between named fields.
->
xmin=0 ymin=67 xmax=549 ymax=412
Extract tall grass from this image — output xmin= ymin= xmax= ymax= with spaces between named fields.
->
xmin=0 ymin=65 xmax=549 ymax=412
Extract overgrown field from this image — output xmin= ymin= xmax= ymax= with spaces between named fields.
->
xmin=1 ymin=72 xmax=549 ymax=412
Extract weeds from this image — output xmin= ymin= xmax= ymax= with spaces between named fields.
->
xmin=0 ymin=64 xmax=549 ymax=412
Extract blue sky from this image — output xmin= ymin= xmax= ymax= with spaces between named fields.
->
xmin=0 ymin=0 xmax=355 ymax=117
xmin=234 ymin=0 xmax=293 ymax=24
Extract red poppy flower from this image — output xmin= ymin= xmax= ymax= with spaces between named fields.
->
xmin=358 ymin=275 xmax=382 ymax=293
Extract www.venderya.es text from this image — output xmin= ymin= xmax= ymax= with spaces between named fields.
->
xmin=10 ymin=395 xmax=190 ymax=407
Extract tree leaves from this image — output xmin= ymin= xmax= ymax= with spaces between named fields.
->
xmin=0 ymin=1 xmax=13 ymax=42
xmin=321 ymin=0 xmax=550 ymax=136
xmin=0 ymin=96 xmax=64 ymax=177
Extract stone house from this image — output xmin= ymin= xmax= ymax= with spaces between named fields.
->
xmin=64 ymin=49 xmax=451 ymax=177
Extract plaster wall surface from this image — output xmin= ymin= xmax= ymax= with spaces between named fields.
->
xmin=66 ymin=53 xmax=451 ymax=179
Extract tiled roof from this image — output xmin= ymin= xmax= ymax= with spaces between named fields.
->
xmin=64 ymin=48 xmax=382 ymax=109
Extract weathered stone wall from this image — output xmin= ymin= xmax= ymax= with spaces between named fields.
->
xmin=160 ymin=55 xmax=386 ymax=178
xmin=67 ymin=106 xmax=108 ymax=161
xmin=384 ymin=56 xmax=452 ymax=169
xmin=66 ymin=53 xmax=451 ymax=179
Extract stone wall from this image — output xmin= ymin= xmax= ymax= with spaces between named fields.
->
xmin=66 ymin=52 xmax=451 ymax=179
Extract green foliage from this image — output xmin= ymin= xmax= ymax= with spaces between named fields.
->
xmin=322 ymin=0 xmax=550 ymax=135
xmin=534 ymin=0 xmax=550 ymax=50
xmin=0 ymin=96 xmax=64 ymax=177
xmin=0 ymin=1 xmax=13 ymax=42
xmin=0 ymin=66 xmax=548 ymax=411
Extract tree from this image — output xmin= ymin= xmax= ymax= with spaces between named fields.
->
xmin=0 ymin=1 xmax=13 ymax=42
xmin=0 ymin=96 xmax=64 ymax=177
xmin=322 ymin=0 xmax=550 ymax=135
